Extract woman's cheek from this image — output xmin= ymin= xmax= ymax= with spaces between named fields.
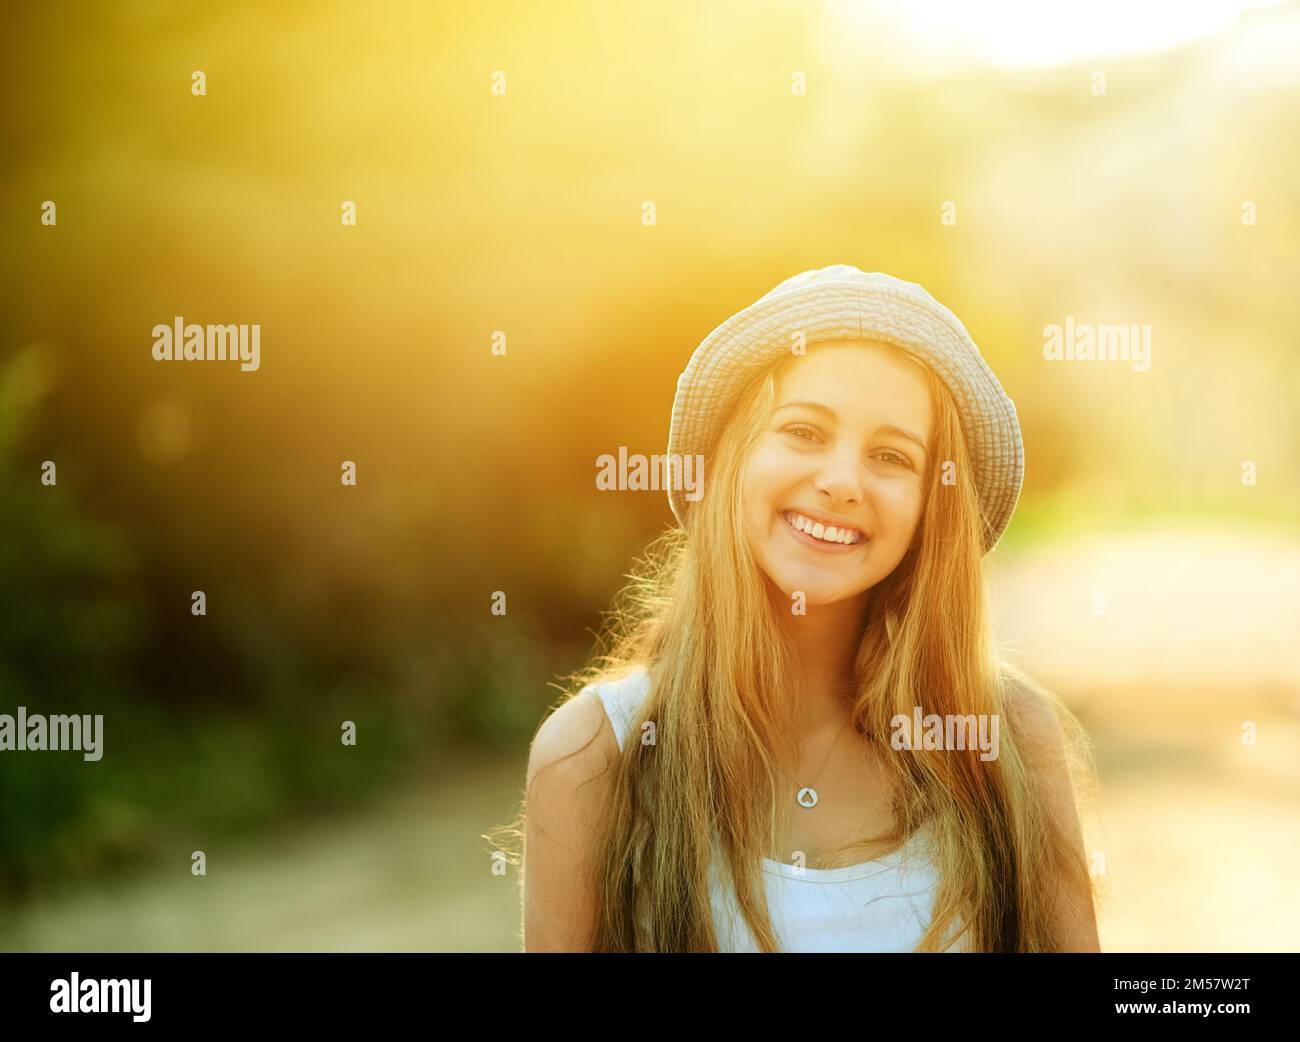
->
xmin=744 ymin=447 xmax=788 ymax=510
xmin=877 ymin=477 xmax=922 ymax=519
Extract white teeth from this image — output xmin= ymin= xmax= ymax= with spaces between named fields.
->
xmin=785 ymin=512 xmax=862 ymax=545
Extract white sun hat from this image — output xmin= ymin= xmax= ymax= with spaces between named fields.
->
xmin=666 ymin=264 xmax=1024 ymax=554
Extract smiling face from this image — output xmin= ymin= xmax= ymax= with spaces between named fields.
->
xmin=740 ymin=341 xmax=934 ymax=608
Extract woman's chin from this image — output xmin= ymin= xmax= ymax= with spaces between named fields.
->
xmin=766 ymin=571 xmax=852 ymax=607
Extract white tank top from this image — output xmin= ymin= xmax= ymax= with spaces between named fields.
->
xmin=590 ymin=667 xmax=964 ymax=952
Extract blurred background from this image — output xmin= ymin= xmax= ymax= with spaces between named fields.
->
xmin=1 ymin=0 xmax=1297 ymax=951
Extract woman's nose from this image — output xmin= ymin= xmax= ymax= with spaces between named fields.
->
xmin=812 ymin=447 xmax=864 ymax=506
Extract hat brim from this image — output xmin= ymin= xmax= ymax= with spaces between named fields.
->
xmin=665 ymin=278 xmax=1024 ymax=554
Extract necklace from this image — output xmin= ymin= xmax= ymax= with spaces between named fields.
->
xmin=787 ymin=717 xmax=856 ymax=809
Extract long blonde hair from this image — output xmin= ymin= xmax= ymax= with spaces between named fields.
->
xmin=505 ymin=341 xmax=1099 ymax=952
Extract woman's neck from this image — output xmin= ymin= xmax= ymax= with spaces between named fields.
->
xmin=772 ymin=586 xmax=871 ymax=736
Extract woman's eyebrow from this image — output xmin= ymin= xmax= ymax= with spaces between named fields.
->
xmin=773 ymin=400 xmax=929 ymax=453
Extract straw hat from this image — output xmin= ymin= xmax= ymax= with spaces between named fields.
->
xmin=666 ymin=264 xmax=1024 ymax=554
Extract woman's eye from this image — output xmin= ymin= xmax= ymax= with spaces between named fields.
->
xmin=780 ymin=427 xmax=911 ymax=468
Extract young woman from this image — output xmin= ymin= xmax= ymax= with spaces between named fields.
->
xmin=517 ymin=264 xmax=1101 ymax=952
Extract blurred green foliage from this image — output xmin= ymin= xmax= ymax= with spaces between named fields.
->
xmin=0 ymin=348 xmax=560 ymax=900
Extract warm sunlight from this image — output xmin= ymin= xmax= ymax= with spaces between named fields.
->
xmin=823 ymin=0 xmax=1289 ymax=68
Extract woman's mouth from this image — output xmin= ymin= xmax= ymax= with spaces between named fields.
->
xmin=781 ymin=510 xmax=867 ymax=554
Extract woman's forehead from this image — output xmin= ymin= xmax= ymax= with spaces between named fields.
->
xmin=776 ymin=342 xmax=932 ymax=413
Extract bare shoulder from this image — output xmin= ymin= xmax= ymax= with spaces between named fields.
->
xmin=1000 ymin=671 xmax=1079 ymax=811
xmin=526 ymin=685 xmax=619 ymax=791
xmin=523 ymin=685 xmax=622 ymax=952
xmin=1000 ymin=668 xmax=1101 ymax=951
xmin=1001 ymin=672 xmax=1068 ymax=763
